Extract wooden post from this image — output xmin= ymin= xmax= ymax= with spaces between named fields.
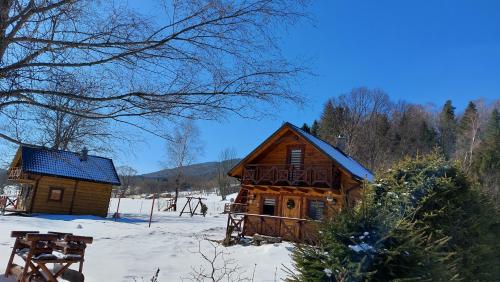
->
xmin=149 ymin=193 xmax=156 ymax=228
xmin=114 ymin=191 xmax=124 ymax=221
xmin=69 ymin=181 xmax=79 ymax=215
xmin=191 ymin=198 xmax=201 ymax=216
xmin=179 ymin=197 xmax=190 ymax=216
xmin=29 ymin=176 xmax=41 ymax=213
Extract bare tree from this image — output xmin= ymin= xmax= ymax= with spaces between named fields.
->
xmin=0 ymin=0 xmax=307 ymax=147
xmin=116 ymin=165 xmax=138 ymax=196
xmin=217 ymin=147 xmax=238 ymax=200
xmin=34 ymin=73 xmax=113 ymax=152
xmin=112 ymin=165 xmax=137 ymax=218
xmin=185 ymin=239 xmax=253 ymax=282
xmin=318 ymin=88 xmax=393 ymax=170
xmin=165 ymin=120 xmax=203 ymax=211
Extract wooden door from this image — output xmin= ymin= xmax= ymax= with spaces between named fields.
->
xmin=281 ymin=196 xmax=301 ymax=241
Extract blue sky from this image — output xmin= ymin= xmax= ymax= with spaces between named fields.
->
xmin=117 ymin=0 xmax=500 ymax=174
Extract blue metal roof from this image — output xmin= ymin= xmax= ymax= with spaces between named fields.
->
xmin=288 ymin=123 xmax=374 ymax=181
xmin=20 ymin=146 xmax=121 ymax=185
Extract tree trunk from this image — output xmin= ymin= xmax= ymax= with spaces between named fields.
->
xmin=173 ymin=171 xmax=182 ymax=212
xmin=174 ymin=186 xmax=179 ymax=212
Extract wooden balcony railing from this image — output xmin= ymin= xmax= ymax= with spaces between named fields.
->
xmin=242 ymin=164 xmax=332 ymax=187
xmin=223 ymin=203 xmax=248 ymax=214
xmin=7 ymin=167 xmax=22 ymax=180
xmin=226 ymin=213 xmax=318 ymax=244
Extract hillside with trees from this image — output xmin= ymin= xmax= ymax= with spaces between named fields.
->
xmin=303 ymin=87 xmax=499 ymax=204
xmin=114 ymin=159 xmax=241 ymax=197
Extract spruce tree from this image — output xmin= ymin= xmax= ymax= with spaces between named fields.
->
xmin=318 ymin=100 xmax=336 ymax=144
xmin=311 ymin=120 xmax=319 ymax=137
xmin=472 ymin=108 xmax=500 ymax=204
xmin=420 ymin=120 xmax=437 ymax=151
xmin=301 ymin=123 xmax=311 ymax=133
xmin=438 ymin=100 xmax=457 ymax=159
xmin=290 ymin=153 xmax=500 ymax=281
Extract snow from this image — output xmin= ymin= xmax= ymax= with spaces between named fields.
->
xmin=0 ymin=194 xmax=294 ymax=282
xmin=1 ymin=185 xmax=19 ymax=197
xmin=348 ymin=243 xmax=374 ymax=253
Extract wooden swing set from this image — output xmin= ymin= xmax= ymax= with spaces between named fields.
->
xmin=179 ymin=196 xmax=207 ymax=217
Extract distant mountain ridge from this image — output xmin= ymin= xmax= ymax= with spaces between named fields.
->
xmin=140 ymin=159 xmax=241 ymax=181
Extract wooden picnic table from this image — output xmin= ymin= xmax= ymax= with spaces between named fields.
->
xmin=4 ymin=231 xmax=93 ymax=282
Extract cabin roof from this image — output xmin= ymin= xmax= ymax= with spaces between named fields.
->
xmin=228 ymin=122 xmax=374 ymax=181
xmin=14 ymin=146 xmax=121 ymax=185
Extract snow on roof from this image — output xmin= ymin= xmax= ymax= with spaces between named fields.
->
xmin=20 ymin=146 xmax=121 ymax=185
xmin=289 ymin=123 xmax=374 ymax=181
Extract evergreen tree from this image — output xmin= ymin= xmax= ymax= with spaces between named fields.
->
xmin=301 ymin=123 xmax=311 ymax=133
xmin=438 ymin=100 xmax=457 ymax=159
xmin=318 ymin=100 xmax=336 ymax=144
xmin=311 ymin=120 xmax=319 ymax=137
xmin=472 ymin=108 xmax=500 ymax=204
xmin=457 ymin=101 xmax=480 ymax=172
xmin=290 ymin=153 xmax=500 ymax=281
xmin=420 ymin=120 xmax=437 ymax=149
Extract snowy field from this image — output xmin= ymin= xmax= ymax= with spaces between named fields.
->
xmin=0 ymin=194 xmax=294 ymax=282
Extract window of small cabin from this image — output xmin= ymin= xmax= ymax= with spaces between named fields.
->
xmin=48 ymin=187 xmax=64 ymax=202
xmin=308 ymin=200 xmax=325 ymax=220
xmin=262 ymin=198 xmax=277 ymax=216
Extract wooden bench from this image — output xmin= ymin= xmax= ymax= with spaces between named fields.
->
xmin=4 ymin=231 xmax=93 ymax=282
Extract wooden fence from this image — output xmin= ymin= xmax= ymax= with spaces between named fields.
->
xmin=0 ymin=196 xmax=19 ymax=215
xmin=226 ymin=213 xmax=318 ymax=244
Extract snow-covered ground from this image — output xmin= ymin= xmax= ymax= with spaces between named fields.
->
xmin=0 ymin=194 xmax=294 ymax=282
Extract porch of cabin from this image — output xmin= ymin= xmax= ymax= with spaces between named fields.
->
xmin=224 ymin=183 xmax=343 ymax=243
xmin=224 ymin=162 xmax=346 ymax=243
xmin=1 ymin=168 xmax=35 ymax=214
xmin=225 ymin=212 xmax=319 ymax=244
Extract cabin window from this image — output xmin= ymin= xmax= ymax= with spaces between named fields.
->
xmin=48 ymin=187 xmax=64 ymax=202
xmin=308 ymin=200 xmax=325 ymax=220
xmin=262 ymin=198 xmax=277 ymax=215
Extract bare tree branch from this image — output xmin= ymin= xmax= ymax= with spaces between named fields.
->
xmin=0 ymin=0 xmax=308 ymax=145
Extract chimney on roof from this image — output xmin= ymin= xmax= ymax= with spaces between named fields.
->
xmin=336 ymin=134 xmax=347 ymax=152
xmin=80 ymin=147 xmax=88 ymax=161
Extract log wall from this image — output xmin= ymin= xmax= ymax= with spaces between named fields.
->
xmin=243 ymin=185 xmax=343 ymax=219
xmin=30 ymin=175 xmax=112 ymax=217
xmin=252 ymin=131 xmax=332 ymax=166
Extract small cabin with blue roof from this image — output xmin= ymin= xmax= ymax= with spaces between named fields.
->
xmin=6 ymin=146 xmax=120 ymax=217
xmin=225 ymin=122 xmax=373 ymax=243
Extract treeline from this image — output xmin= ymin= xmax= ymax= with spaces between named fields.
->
xmin=302 ymin=87 xmax=499 ymax=204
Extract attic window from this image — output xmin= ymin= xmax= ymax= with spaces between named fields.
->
xmin=288 ymin=145 xmax=304 ymax=168
xmin=48 ymin=187 xmax=64 ymax=202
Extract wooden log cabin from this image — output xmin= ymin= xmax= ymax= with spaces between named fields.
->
xmin=225 ymin=122 xmax=373 ymax=243
xmin=3 ymin=146 xmax=120 ymax=217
